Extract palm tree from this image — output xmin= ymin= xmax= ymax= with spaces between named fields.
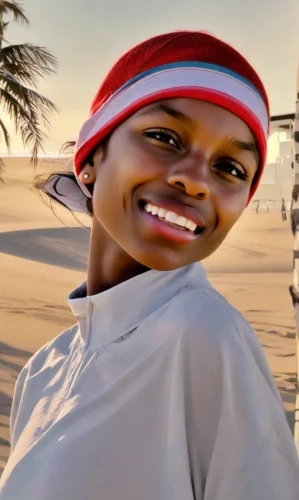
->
xmin=0 ymin=0 xmax=58 ymax=170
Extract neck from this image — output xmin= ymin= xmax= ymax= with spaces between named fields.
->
xmin=87 ymin=218 xmax=148 ymax=296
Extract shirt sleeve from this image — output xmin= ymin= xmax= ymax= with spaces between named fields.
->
xmin=8 ymin=325 xmax=78 ymax=454
xmin=179 ymin=288 xmax=299 ymax=500
xmin=9 ymin=364 xmax=29 ymax=453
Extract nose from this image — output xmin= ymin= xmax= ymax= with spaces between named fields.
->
xmin=167 ymin=156 xmax=211 ymax=199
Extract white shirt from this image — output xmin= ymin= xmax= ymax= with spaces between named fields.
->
xmin=0 ymin=262 xmax=298 ymax=500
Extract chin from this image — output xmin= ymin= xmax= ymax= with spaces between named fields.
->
xmin=133 ymin=251 xmax=194 ymax=272
xmin=149 ymin=260 xmax=183 ymax=272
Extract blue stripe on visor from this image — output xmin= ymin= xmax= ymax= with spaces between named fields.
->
xmin=115 ymin=61 xmax=262 ymax=98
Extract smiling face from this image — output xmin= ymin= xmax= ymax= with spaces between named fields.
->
xmin=83 ymin=98 xmax=259 ymax=271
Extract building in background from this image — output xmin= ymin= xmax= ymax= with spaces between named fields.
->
xmin=250 ymin=114 xmax=294 ymax=211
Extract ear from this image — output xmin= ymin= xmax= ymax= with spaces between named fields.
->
xmin=80 ymin=142 xmax=108 ymax=186
xmin=91 ymin=142 xmax=107 ymax=164
xmin=79 ymin=164 xmax=96 ymax=186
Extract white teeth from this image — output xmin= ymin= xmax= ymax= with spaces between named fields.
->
xmin=165 ymin=211 xmax=177 ymax=223
xmin=158 ymin=208 xmax=167 ymax=218
xmin=144 ymin=203 xmax=198 ymax=232
xmin=176 ymin=216 xmax=187 ymax=227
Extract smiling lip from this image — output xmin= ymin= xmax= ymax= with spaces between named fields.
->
xmin=141 ymin=198 xmax=206 ymax=229
xmin=138 ymin=198 xmax=206 ymax=244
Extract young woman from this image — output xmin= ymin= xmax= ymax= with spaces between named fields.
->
xmin=1 ymin=31 xmax=299 ymax=500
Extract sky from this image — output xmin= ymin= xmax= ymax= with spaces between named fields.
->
xmin=2 ymin=0 xmax=299 ymax=155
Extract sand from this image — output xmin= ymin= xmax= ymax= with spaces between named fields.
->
xmin=0 ymin=157 xmax=297 ymax=476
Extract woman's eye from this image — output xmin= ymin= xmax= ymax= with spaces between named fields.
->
xmin=215 ymin=160 xmax=248 ymax=180
xmin=143 ymin=128 xmax=181 ymax=149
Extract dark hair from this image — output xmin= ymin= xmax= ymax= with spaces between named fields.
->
xmin=34 ymin=141 xmax=93 ymax=217
xmin=34 ymin=137 xmax=111 ymax=217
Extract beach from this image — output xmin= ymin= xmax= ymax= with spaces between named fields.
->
xmin=0 ymin=157 xmax=297 ymax=476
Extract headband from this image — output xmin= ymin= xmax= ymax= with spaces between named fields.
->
xmin=74 ymin=61 xmax=268 ymax=202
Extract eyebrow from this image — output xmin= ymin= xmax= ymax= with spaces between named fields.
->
xmin=230 ymin=139 xmax=259 ymax=164
xmin=139 ymin=103 xmax=197 ymax=129
xmin=140 ymin=103 xmax=259 ymax=164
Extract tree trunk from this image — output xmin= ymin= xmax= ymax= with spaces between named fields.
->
xmin=289 ymin=65 xmax=299 ymax=456
xmin=0 ymin=4 xmax=3 ymax=52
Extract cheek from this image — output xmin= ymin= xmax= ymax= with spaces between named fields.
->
xmin=93 ymin=141 xmax=163 ymax=205
xmin=214 ymin=188 xmax=249 ymax=229
xmin=91 ymin=146 xmax=153 ymax=221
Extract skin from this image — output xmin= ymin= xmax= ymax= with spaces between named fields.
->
xmin=79 ymin=98 xmax=259 ymax=295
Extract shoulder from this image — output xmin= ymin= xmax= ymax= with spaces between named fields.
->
xmin=10 ymin=324 xmax=80 ymax=447
xmin=164 ymin=285 xmax=282 ymax=405
xmin=164 ymin=284 xmax=268 ymax=371
xmin=168 ymin=284 xmax=252 ymax=341
xmin=15 ymin=323 xmax=80 ymax=391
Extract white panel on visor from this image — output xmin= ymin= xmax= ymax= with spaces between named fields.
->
xmin=43 ymin=174 xmax=91 ymax=213
xmin=76 ymin=66 xmax=268 ymax=155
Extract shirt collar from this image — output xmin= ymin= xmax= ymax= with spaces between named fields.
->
xmin=68 ymin=262 xmax=210 ymax=349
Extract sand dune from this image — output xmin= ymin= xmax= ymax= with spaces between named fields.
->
xmin=0 ymin=157 xmax=297 ymax=475
xmin=0 ymin=227 xmax=89 ymax=270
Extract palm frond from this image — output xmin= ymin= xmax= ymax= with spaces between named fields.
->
xmin=0 ymin=61 xmax=32 ymax=84
xmin=0 ymin=34 xmax=9 ymax=43
xmin=0 ymin=85 xmax=35 ymax=131
xmin=0 ymin=22 xmax=10 ymax=41
xmin=0 ymin=88 xmax=47 ymax=163
xmin=0 ymin=1 xmax=29 ymax=27
xmin=0 ymin=0 xmax=58 ymax=165
xmin=0 ymin=71 xmax=58 ymax=164
xmin=0 ymin=67 xmax=18 ymax=82
xmin=0 ymin=43 xmax=58 ymax=86
xmin=20 ymin=119 xmax=45 ymax=161
xmin=0 ymin=69 xmax=57 ymax=126
xmin=0 ymin=156 xmax=4 ymax=181
xmin=0 ymin=116 xmax=11 ymax=149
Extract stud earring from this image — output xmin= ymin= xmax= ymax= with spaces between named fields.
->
xmin=83 ymin=173 xmax=89 ymax=179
